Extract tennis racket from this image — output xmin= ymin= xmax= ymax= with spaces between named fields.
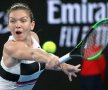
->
xmin=59 ymin=18 xmax=108 ymax=63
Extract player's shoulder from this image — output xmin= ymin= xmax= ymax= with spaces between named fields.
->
xmin=3 ymin=41 xmax=15 ymax=55
xmin=4 ymin=40 xmax=15 ymax=49
xmin=4 ymin=40 xmax=18 ymax=47
xmin=4 ymin=40 xmax=23 ymax=53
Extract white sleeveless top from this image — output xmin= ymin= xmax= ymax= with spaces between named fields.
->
xmin=0 ymin=35 xmax=44 ymax=90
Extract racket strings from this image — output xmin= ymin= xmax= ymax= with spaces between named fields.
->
xmin=84 ymin=45 xmax=102 ymax=58
xmin=82 ymin=21 xmax=108 ymax=59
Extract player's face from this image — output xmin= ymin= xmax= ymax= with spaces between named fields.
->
xmin=8 ymin=10 xmax=35 ymax=41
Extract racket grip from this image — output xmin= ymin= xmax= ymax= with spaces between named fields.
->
xmin=59 ymin=53 xmax=72 ymax=63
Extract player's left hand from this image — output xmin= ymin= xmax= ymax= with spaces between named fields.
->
xmin=61 ymin=64 xmax=81 ymax=81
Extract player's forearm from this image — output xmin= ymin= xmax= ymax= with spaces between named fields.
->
xmin=31 ymin=48 xmax=51 ymax=63
xmin=12 ymin=48 xmax=50 ymax=63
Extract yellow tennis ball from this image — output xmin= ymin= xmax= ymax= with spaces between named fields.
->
xmin=42 ymin=41 xmax=57 ymax=53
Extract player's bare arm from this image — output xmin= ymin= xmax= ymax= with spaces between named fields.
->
xmin=3 ymin=40 xmax=60 ymax=67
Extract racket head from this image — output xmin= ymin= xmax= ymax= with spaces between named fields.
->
xmin=81 ymin=18 xmax=108 ymax=60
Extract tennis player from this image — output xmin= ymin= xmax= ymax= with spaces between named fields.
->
xmin=0 ymin=3 xmax=81 ymax=90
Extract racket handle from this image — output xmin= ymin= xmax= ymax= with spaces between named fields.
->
xmin=59 ymin=53 xmax=72 ymax=63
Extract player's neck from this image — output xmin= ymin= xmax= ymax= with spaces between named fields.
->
xmin=24 ymin=36 xmax=33 ymax=47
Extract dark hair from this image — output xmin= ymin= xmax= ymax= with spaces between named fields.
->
xmin=7 ymin=3 xmax=34 ymax=21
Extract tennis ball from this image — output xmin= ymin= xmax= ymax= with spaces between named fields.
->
xmin=42 ymin=41 xmax=57 ymax=53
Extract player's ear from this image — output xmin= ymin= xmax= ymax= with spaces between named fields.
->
xmin=31 ymin=21 xmax=35 ymax=31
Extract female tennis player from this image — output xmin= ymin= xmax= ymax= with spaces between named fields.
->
xmin=0 ymin=3 xmax=81 ymax=90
